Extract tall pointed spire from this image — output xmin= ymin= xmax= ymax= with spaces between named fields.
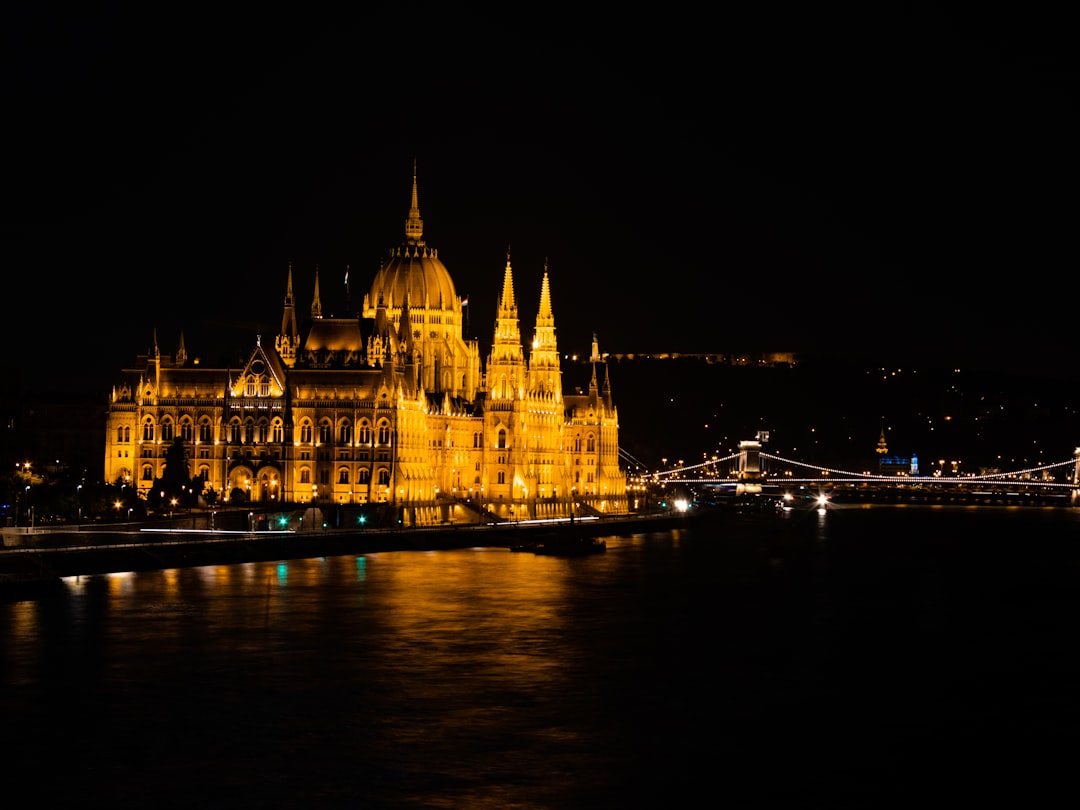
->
xmin=528 ymin=259 xmax=561 ymax=398
xmin=405 ymin=158 xmax=424 ymax=244
xmin=498 ymin=246 xmax=516 ymax=313
xmin=311 ymin=266 xmax=322 ymax=318
xmin=281 ymin=263 xmax=297 ymax=333
xmin=398 ymin=294 xmax=414 ymax=354
xmin=277 ymin=262 xmax=300 ymax=367
xmin=486 ymin=248 xmax=526 ymax=402
xmin=537 ymin=258 xmax=553 ymax=321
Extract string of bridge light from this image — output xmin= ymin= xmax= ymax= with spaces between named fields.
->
xmin=759 ymin=453 xmax=877 ymax=479
xmin=667 ymin=477 xmax=1078 ymax=489
xmin=644 ymin=453 xmax=741 ymax=480
xmin=644 ymin=452 xmax=1077 ymax=485
xmin=762 ymin=453 xmax=1076 ymax=483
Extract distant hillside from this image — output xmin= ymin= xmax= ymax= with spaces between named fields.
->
xmin=602 ymin=356 xmax=1080 ymax=475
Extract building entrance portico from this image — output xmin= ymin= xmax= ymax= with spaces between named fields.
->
xmin=226 ymin=464 xmax=282 ymax=503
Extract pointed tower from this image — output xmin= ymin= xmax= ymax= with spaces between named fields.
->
xmin=486 ymin=249 xmax=527 ymax=402
xmin=276 ymin=263 xmax=300 ymax=367
xmin=528 ymin=260 xmax=562 ymax=400
xmin=176 ymin=330 xmax=187 ymax=367
xmin=151 ymin=327 xmax=161 ymax=393
xmin=397 ymin=294 xmax=420 ymax=390
xmin=311 ymin=267 xmax=322 ymax=319
xmin=523 ymin=261 xmax=568 ymax=509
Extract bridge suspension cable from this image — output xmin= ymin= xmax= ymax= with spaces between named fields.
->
xmin=761 ymin=452 xmax=1077 ymax=483
xmin=619 ymin=447 xmax=652 ymax=471
xmin=635 ymin=449 xmax=1078 ymax=490
xmin=644 ymin=453 xmax=741 ymax=481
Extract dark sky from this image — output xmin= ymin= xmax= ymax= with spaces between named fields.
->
xmin=4 ymin=7 xmax=1079 ymax=392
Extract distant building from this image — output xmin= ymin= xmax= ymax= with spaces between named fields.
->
xmin=878 ymin=453 xmax=918 ymax=477
xmin=104 ymin=166 xmax=627 ymax=525
xmin=876 ymin=426 xmax=918 ymax=476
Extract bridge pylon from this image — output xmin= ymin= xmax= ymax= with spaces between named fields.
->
xmin=737 ymin=439 xmax=763 ymax=495
xmin=1073 ymin=447 xmax=1080 ymax=506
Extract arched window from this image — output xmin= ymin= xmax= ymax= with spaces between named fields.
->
xmin=300 ymin=422 xmax=313 ymax=443
xmin=319 ymin=421 xmax=332 ymax=444
xmin=338 ymin=467 xmax=350 ymax=484
xmin=377 ymin=422 xmax=391 ymax=445
xmin=142 ymin=419 xmax=155 ymax=442
xmin=229 ymin=421 xmax=241 ymax=444
xmin=339 ymin=421 xmax=352 ymax=445
xmin=497 ymin=471 xmax=505 ymax=484
xmin=116 ymin=426 xmax=125 ymax=443
xmin=141 ymin=464 xmax=153 ymax=480
xmin=587 ymin=434 xmax=596 ymax=453
xmin=377 ymin=469 xmax=390 ymax=486
xmin=161 ymin=419 xmax=174 ymax=443
xmin=300 ymin=468 xmax=311 ymax=484
xmin=497 ymin=429 xmax=507 ymax=449
xmin=199 ymin=420 xmax=213 ymax=443
xmin=357 ymin=422 xmax=371 ymax=445
xmin=256 ymin=420 xmax=268 ymax=444
xmin=122 ymin=426 xmax=131 ymax=442
xmin=357 ymin=468 xmax=370 ymax=485
xmin=180 ymin=419 xmax=193 ymax=442
xmin=473 ymin=432 xmax=482 ymax=448
xmin=272 ymin=420 xmax=283 ymax=443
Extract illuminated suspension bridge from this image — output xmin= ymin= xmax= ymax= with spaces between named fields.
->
xmin=630 ymin=439 xmax=1080 ymax=502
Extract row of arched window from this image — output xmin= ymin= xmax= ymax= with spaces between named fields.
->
xmin=128 ymin=416 xmax=395 ymax=446
xmin=126 ymin=417 xmax=596 ymax=453
xmin=297 ymin=467 xmax=391 ymax=486
xmin=332 ymin=467 xmax=392 ymax=486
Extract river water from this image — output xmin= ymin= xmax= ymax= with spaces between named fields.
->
xmin=3 ymin=504 xmax=1080 ymax=808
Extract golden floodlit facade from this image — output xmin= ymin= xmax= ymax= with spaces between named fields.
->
xmin=104 ymin=168 xmax=627 ymax=526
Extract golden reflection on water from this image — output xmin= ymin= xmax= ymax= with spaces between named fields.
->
xmin=9 ymin=515 xmax=1080 ymax=807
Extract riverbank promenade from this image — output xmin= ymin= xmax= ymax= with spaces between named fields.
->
xmin=0 ymin=510 xmax=701 ymax=583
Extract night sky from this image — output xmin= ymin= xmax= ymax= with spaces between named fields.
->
xmin=4 ymin=8 xmax=1078 ymax=393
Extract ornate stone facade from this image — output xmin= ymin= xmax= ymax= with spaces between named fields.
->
xmin=104 ymin=168 xmax=626 ymax=525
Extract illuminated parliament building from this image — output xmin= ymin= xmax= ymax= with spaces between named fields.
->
xmin=104 ymin=168 xmax=627 ymax=526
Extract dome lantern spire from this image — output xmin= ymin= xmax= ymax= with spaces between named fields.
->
xmin=405 ymin=158 xmax=424 ymax=244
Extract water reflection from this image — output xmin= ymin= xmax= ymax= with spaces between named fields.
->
xmin=4 ymin=510 xmax=1080 ymax=807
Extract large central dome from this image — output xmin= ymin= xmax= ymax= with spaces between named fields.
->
xmin=365 ymin=165 xmax=457 ymax=312
xmin=360 ymin=163 xmax=477 ymax=399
